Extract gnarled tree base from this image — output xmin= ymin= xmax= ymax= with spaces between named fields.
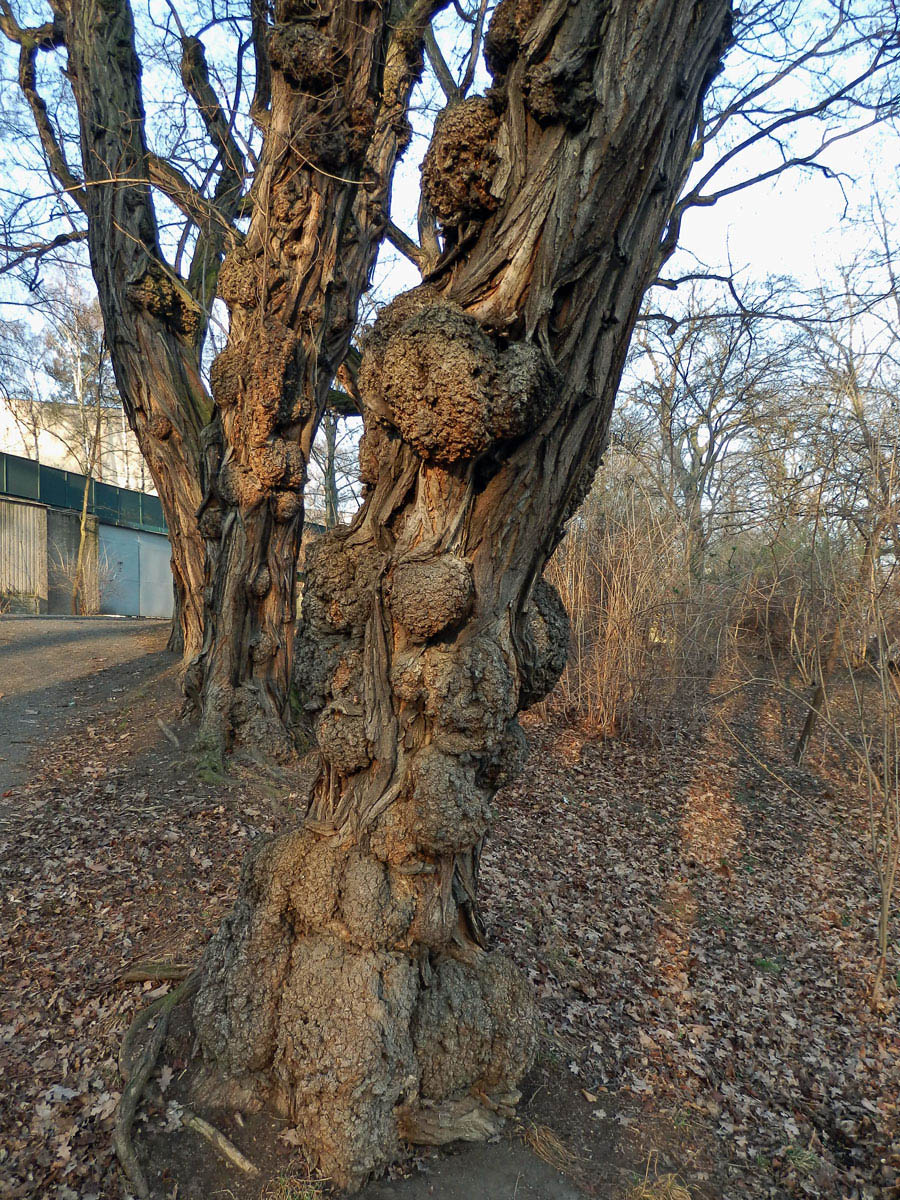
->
xmin=192 ymin=829 xmax=536 ymax=1192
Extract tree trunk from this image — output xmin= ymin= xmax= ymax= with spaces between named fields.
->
xmin=54 ymin=0 xmax=218 ymax=664
xmin=185 ymin=0 xmax=443 ymax=761
xmin=193 ymin=0 xmax=732 ymax=1189
xmin=72 ymin=454 xmax=93 ymax=615
xmin=72 ymin=394 xmax=102 ymax=614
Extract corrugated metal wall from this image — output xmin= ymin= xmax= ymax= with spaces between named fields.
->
xmin=0 ymin=498 xmax=48 ymax=612
xmin=0 ymin=491 xmax=172 ymax=618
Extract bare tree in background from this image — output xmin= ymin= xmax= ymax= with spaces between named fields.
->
xmin=306 ymin=408 xmax=361 ymax=529
xmin=39 ymin=284 xmax=116 ymax=612
xmin=0 ymin=317 xmax=45 ymax=459
xmin=622 ymin=291 xmax=799 ymax=578
xmin=792 ymin=275 xmax=900 ymax=761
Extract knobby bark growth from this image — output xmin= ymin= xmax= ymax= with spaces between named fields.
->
xmin=193 ymin=0 xmax=732 ymax=1190
xmin=184 ymin=0 xmax=443 ymax=760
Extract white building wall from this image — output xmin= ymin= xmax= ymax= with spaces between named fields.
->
xmin=0 ymin=400 xmax=154 ymax=494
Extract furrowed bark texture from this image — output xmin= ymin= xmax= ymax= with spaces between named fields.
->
xmin=194 ymin=0 xmax=732 ymax=1190
xmin=186 ymin=0 xmax=442 ymax=758
xmin=52 ymin=0 xmax=216 ymax=661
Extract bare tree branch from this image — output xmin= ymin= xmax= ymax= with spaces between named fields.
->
xmin=459 ymin=0 xmax=489 ymax=96
xmin=424 ymin=25 xmax=461 ymax=102
xmin=384 ymin=219 xmax=427 ymax=271
xmin=0 ymin=4 xmax=87 ymax=213
xmin=0 ymin=226 xmax=88 ymax=275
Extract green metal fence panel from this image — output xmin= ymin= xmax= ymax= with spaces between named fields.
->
xmin=0 ymin=451 xmax=167 ymax=535
xmin=40 ymin=465 xmax=68 ymax=509
xmin=93 ymin=481 xmax=120 ymax=524
xmin=140 ymin=493 xmax=166 ymax=533
xmin=119 ymin=488 xmax=141 ymax=528
xmin=6 ymin=454 xmax=40 ymax=501
xmin=65 ymin=472 xmax=91 ymax=513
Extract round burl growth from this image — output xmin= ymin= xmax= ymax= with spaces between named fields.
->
xmin=293 ymin=623 xmax=343 ymax=709
xmin=493 ymin=341 xmax=557 ymax=440
xmin=315 ymin=703 xmax=371 ymax=776
xmin=198 ymin=505 xmax=222 ymax=539
xmin=421 ymin=98 xmax=500 ymax=227
xmin=357 ymin=286 xmax=443 ymax=418
xmin=405 ymin=745 xmax=493 ymax=854
xmin=517 ymin=578 xmax=570 ymax=707
xmin=246 ymin=322 xmax=306 ymax=428
xmin=250 ymin=630 xmax=277 ymax=663
xmin=217 ymin=246 xmax=262 ymax=309
xmin=147 ymin=412 xmax=173 ymax=441
xmin=249 ymin=564 xmax=271 ymax=597
xmin=250 ymin=438 xmax=304 ymax=491
xmin=268 ymin=24 xmax=339 ymax=91
xmin=126 ymin=265 xmax=199 ymax=337
xmin=366 ymin=295 xmax=556 ymax=463
xmin=339 ymin=850 xmax=416 ymax=947
xmin=272 ymin=941 xmax=418 ymax=1190
xmin=412 ymin=952 xmax=537 ymax=1100
xmin=217 ymin=460 xmax=265 ymax=508
xmin=484 ymin=0 xmax=545 ymax=76
xmin=389 ymin=555 xmax=473 ymax=641
xmin=302 ymin=532 xmax=383 ymax=632
xmin=392 ymin=635 xmax=517 ymax=755
xmin=380 ymin=307 xmax=497 ymax=463
xmin=479 ymin=718 xmax=529 ymax=789
xmin=194 ymin=826 xmax=431 ymax=1191
xmin=209 ymin=346 xmax=242 ymax=408
xmin=523 ymin=61 xmax=595 ymax=127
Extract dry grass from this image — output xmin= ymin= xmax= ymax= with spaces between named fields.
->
xmin=522 ymin=1121 xmax=579 ymax=1174
xmin=625 ymin=1154 xmax=692 ymax=1200
xmin=260 ymin=1171 xmax=324 ymax=1200
xmin=540 ymin=482 xmax=736 ymax=741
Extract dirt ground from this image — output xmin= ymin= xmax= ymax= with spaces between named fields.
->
xmin=0 ymin=618 xmax=897 ymax=1199
xmin=0 ymin=616 xmax=170 ymax=797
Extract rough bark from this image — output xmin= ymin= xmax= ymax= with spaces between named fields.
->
xmin=186 ymin=0 xmax=444 ymax=759
xmin=194 ymin=0 xmax=732 ymax=1191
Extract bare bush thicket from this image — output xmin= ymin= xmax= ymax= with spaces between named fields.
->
xmin=540 ymin=458 xmax=736 ymax=741
xmin=541 ymin=267 xmax=900 ymax=985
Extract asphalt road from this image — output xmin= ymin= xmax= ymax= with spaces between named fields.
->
xmin=0 ymin=616 xmax=172 ymax=796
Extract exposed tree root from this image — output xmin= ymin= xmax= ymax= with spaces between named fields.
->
xmin=182 ymin=1108 xmax=260 ymax=1176
xmin=117 ymin=961 xmax=194 ymax=985
xmin=114 ymin=970 xmax=200 ymax=1200
xmin=396 ymin=1096 xmax=502 ymax=1145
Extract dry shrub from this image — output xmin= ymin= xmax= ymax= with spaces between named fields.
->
xmin=539 ymin=476 xmax=730 ymax=741
xmin=727 ymin=535 xmax=875 ymax=686
xmin=536 ymin=451 xmax=900 ymax=781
